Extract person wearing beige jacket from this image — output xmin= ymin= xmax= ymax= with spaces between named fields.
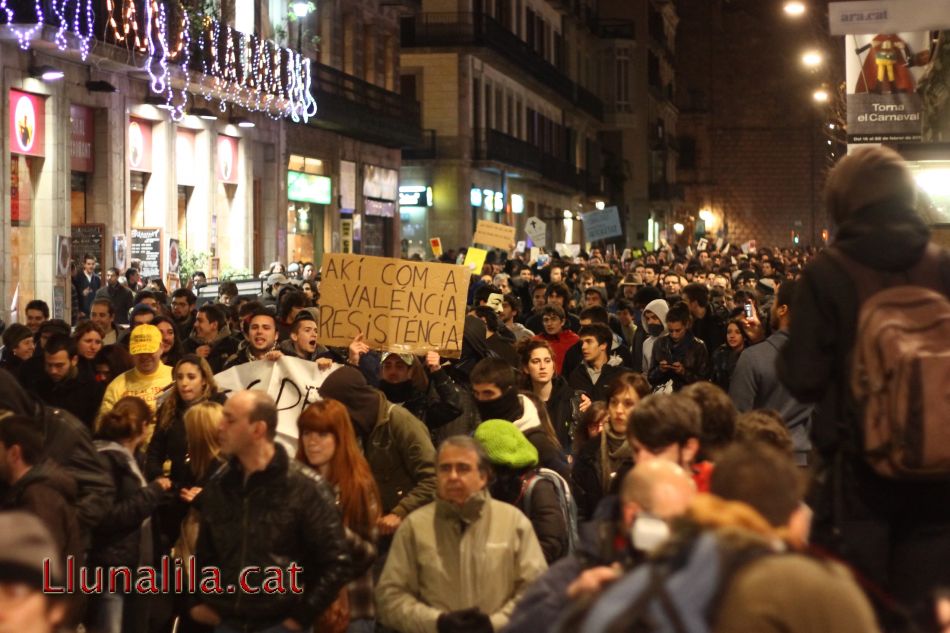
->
xmin=376 ymin=436 xmax=548 ymax=633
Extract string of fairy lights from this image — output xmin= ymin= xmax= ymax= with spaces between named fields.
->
xmin=0 ymin=0 xmax=317 ymax=123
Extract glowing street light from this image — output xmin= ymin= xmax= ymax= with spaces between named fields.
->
xmin=813 ymin=88 xmax=830 ymax=103
xmin=802 ymin=50 xmax=823 ymax=68
xmin=673 ymin=222 xmax=685 ymax=235
xmin=783 ymin=1 xmax=806 ymax=16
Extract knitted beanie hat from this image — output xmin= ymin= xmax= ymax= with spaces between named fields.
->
xmin=474 ymin=419 xmax=539 ymax=469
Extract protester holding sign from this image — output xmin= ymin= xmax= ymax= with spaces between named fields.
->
xmin=223 ymin=308 xmax=281 ymax=369
xmin=378 ymin=351 xmax=477 ymax=442
xmin=319 ymin=366 xmax=437 ymax=537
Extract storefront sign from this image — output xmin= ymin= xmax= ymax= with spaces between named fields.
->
xmin=9 ymin=90 xmax=45 ymax=157
xmin=845 ymin=32 xmax=929 ymax=143
xmin=469 ymin=187 xmax=504 ymax=212
xmin=176 ymin=130 xmax=196 ymax=186
xmin=70 ymin=105 xmax=94 ymax=172
xmin=362 ymin=165 xmax=398 ymax=200
xmin=128 ymin=118 xmax=153 ymax=172
xmin=364 ymin=199 xmax=395 ymax=218
xmin=53 ymin=286 xmax=65 ymax=321
xmin=341 ymin=218 xmax=353 ymax=254
xmin=131 ymin=227 xmax=162 ymax=279
xmin=215 ymin=356 xmax=341 ymax=441
xmin=217 ymin=135 xmax=239 ymax=184
xmin=288 ymin=171 xmax=332 ymax=204
xmin=340 ymin=161 xmax=357 ymax=211
xmin=473 ymin=219 xmax=517 ymax=250
xmin=317 ymin=254 xmax=470 ymax=358
xmin=581 ymin=206 xmax=624 ymax=241
xmin=168 ymin=238 xmax=180 ymax=274
xmin=399 ymin=185 xmax=432 ymax=207
xmin=56 ymin=236 xmax=71 ymax=279
xmin=114 ymin=234 xmax=128 ymax=270
xmin=828 ymin=1 xmax=950 ymax=35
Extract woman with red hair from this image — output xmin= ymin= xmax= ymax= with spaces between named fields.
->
xmin=297 ymin=399 xmax=381 ymax=633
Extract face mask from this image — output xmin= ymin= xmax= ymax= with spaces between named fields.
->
xmin=476 ymin=388 xmax=523 ymax=422
xmin=630 ymin=513 xmax=670 ymax=553
xmin=380 ymin=380 xmax=415 ymax=404
xmin=646 ymin=323 xmax=664 ymax=337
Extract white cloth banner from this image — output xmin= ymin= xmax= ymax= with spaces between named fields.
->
xmin=215 ymin=356 xmax=342 ymax=442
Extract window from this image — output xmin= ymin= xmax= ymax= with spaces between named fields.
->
xmin=616 ymin=48 xmax=631 ymax=112
xmin=485 ymin=83 xmax=494 ymax=129
xmin=679 ymin=137 xmax=697 ymax=170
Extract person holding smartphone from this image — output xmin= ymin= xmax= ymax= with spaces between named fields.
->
xmin=648 ymin=302 xmax=711 ymax=392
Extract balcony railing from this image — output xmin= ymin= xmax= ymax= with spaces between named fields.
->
xmin=403 ymin=129 xmax=438 ymax=160
xmin=401 ymin=12 xmax=604 ymax=120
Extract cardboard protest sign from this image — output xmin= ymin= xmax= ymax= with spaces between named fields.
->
xmin=529 ymin=247 xmax=540 ymax=263
xmin=556 ymin=243 xmax=581 ymax=258
xmin=581 ymin=206 xmax=623 ymax=242
xmin=515 ymin=240 xmax=526 ymax=253
xmin=525 ymin=217 xmax=546 ymax=247
xmin=318 ymin=254 xmax=470 ymax=358
xmin=463 ymin=247 xmax=487 ymax=274
xmin=697 ymin=238 xmax=708 ymax=252
xmin=430 ymin=237 xmax=443 ymax=257
xmin=215 ymin=356 xmax=341 ymax=441
xmin=473 ymin=220 xmax=516 ymax=250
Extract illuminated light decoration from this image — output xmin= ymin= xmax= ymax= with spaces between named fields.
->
xmin=0 ymin=0 xmax=45 ymax=49
xmin=3 ymin=0 xmax=316 ymax=122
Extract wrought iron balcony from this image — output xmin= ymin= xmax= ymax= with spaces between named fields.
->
xmin=401 ymin=12 xmax=604 ymax=120
xmin=310 ymin=62 xmax=422 ymax=148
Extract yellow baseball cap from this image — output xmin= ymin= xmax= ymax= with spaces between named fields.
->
xmin=129 ymin=324 xmax=162 ymax=355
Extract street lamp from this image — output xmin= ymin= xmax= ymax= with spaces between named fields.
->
xmin=783 ymin=1 xmax=806 ymax=16
xmin=291 ymin=1 xmax=314 ymax=53
xmin=801 ymin=50 xmax=823 ymax=68
xmin=812 ymin=88 xmax=830 ymax=103
xmin=673 ymin=222 xmax=685 ymax=235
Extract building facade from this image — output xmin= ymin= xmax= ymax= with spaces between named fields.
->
xmin=1 ymin=0 xmax=418 ymax=323
xmin=398 ymin=0 xmax=608 ymax=256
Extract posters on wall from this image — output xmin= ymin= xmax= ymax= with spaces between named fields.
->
xmin=317 ymin=254 xmax=470 ymax=358
xmin=114 ymin=235 xmax=128 ymax=271
xmin=131 ymin=228 xmax=162 ymax=279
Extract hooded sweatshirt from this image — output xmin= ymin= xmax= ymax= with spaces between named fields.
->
xmin=641 ymin=298 xmax=669 ymax=372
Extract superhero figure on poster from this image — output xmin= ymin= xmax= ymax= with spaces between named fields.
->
xmin=855 ymin=33 xmax=932 ymax=94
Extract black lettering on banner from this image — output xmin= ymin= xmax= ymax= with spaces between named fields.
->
xmin=319 ymin=254 xmax=469 ymax=357
xmin=274 ymin=378 xmax=302 ymax=412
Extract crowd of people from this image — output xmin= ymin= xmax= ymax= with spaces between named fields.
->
xmin=1 ymin=146 xmax=949 ymax=633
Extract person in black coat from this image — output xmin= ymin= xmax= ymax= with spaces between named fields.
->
xmin=88 ymin=396 xmax=173 ymax=633
xmin=377 ymin=351 xmax=478 ymax=443
xmin=73 ymin=254 xmax=102 ymax=319
xmin=0 ymin=369 xmax=115 ymax=547
xmin=777 ymin=146 xmax=950 ymax=624
xmin=30 ymin=334 xmax=105 ymax=430
xmin=518 ymin=338 xmax=583 ymax=455
xmin=568 ymin=324 xmax=629 ymax=404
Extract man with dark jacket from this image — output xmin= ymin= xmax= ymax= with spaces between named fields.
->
xmin=648 ymin=303 xmax=710 ymax=391
xmin=31 ymin=334 xmax=104 ymax=429
xmin=681 ymin=282 xmax=726 ymax=354
xmin=73 ymin=254 xmax=101 ymax=320
xmin=778 ymin=146 xmax=950 ymax=624
xmin=95 ymin=268 xmax=135 ymax=325
xmin=170 ymin=288 xmax=197 ymax=338
xmin=0 ymin=416 xmax=83 ymax=568
xmin=190 ymin=390 xmax=352 ymax=632
xmin=185 ymin=304 xmax=239 ymax=373
xmin=0 ymin=371 xmax=114 ymax=547
xmin=568 ymin=324 xmax=627 ymax=404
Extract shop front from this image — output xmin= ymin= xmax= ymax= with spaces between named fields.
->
xmin=8 ymin=89 xmax=48 ymax=320
xmin=399 ymin=184 xmax=431 ymax=258
xmin=287 ymin=154 xmax=332 ymax=266
xmin=363 ymin=165 xmax=399 ymax=257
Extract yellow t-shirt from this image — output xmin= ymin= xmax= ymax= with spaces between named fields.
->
xmin=97 ymin=364 xmax=174 ymax=423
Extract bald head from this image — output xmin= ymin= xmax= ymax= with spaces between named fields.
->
xmin=622 ymin=460 xmax=697 ymax=521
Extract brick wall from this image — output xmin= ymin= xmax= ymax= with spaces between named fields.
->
xmin=676 ymin=0 xmax=831 ymax=247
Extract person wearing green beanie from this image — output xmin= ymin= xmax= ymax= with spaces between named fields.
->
xmin=475 ymin=420 xmax=575 ymax=563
